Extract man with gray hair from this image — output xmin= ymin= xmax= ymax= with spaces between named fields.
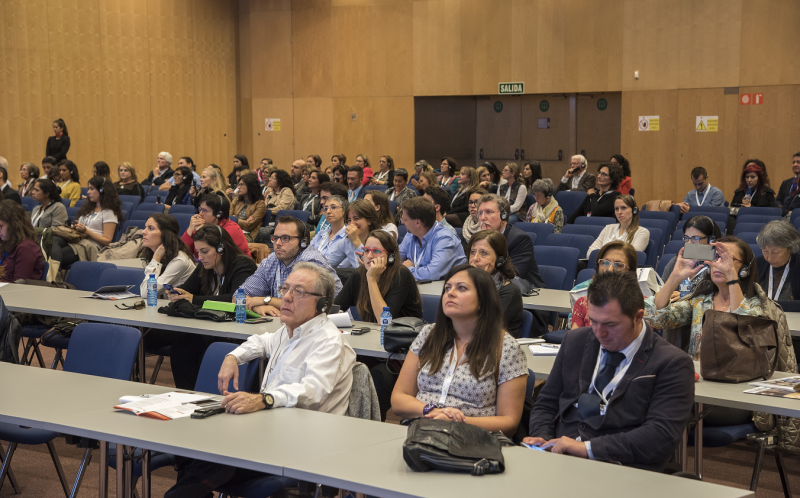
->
xmin=556 ymin=154 xmax=595 ymax=193
xmin=166 ymin=262 xmax=356 ymax=497
xmin=141 ymin=151 xmax=174 ymax=187
xmin=756 ymin=220 xmax=800 ymax=303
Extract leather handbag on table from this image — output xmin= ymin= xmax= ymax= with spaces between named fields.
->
xmin=383 ymin=317 xmax=426 ymax=353
xmin=699 ymin=310 xmax=778 ymax=383
xmin=52 ymin=226 xmax=87 ymax=244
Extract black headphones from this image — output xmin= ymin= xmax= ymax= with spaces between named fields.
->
xmin=387 ymin=251 xmax=396 ymax=265
xmin=495 ymin=256 xmax=506 ymax=268
xmin=500 ymin=204 xmax=509 ymax=221
xmin=630 ymin=202 xmax=639 ymax=216
xmin=214 ymin=224 xmax=224 ymax=254
xmin=315 ymin=296 xmax=328 ymax=314
xmin=299 ymin=221 xmax=310 ymax=250
xmin=212 ymin=192 xmax=227 ymax=219
xmin=739 ymin=257 xmax=754 ymax=279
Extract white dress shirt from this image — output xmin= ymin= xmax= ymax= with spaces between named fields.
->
xmin=229 ymin=313 xmax=356 ymax=415
xmin=140 ymin=251 xmax=197 ymax=298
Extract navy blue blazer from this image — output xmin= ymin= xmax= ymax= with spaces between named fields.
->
xmin=503 ymin=224 xmax=544 ymax=289
xmin=529 ymin=325 xmax=695 ymax=471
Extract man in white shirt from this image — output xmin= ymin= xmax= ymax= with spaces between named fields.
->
xmin=166 ymin=262 xmax=356 ymax=498
xmin=555 ymin=154 xmax=595 ymax=193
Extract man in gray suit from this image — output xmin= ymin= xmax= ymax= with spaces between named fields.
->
xmin=525 ymin=271 xmax=694 ymax=471
xmin=555 ymin=154 xmax=596 ymax=193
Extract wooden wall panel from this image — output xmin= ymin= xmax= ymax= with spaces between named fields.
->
xmin=561 ymin=0 xmax=624 ymax=93
xmin=459 ymin=0 xmax=513 ymax=95
xmin=412 ymin=0 xmax=462 ymax=96
xmin=677 ymin=0 xmax=741 ymax=89
xmin=740 ymin=0 xmax=800 ymax=86
xmin=372 ymin=97 xmax=415 ymax=171
xmin=576 ymin=93 xmax=622 ymax=162
xmin=249 ymin=8 xmax=293 ymax=99
xmin=251 ymin=98 xmax=294 ymax=169
xmin=294 ymin=97 xmax=334 ymax=161
xmin=621 ymin=0 xmax=682 ymax=92
xmin=291 ymin=5 xmax=333 ymax=98
xmin=333 ymin=97 xmax=374 ymax=166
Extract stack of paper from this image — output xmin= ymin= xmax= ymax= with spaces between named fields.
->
xmin=528 ymin=344 xmax=560 ymax=356
xmin=744 ymin=375 xmax=800 ymax=400
xmin=115 ymin=392 xmax=218 ymax=420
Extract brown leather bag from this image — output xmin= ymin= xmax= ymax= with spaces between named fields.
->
xmin=52 ymin=226 xmax=87 ymax=243
xmin=699 ymin=310 xmax=779 ymax=383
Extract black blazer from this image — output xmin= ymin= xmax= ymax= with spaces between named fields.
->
xmin=46 ymin=135 xmax=71 ymax=162
xmin=1 ymin=185 xmax=21 ymax=205
xmin=529 ymin=326 xmax=695 ymax=471
xmin=731 ymin=186 xmax=777 ymax=208
xmin=566 ymin=190 xmax=619 ymax=224
xmin=776 ymin=176 xmax=797 ymax=208
xmin=503 ymin=224 xmax=544 ymax=289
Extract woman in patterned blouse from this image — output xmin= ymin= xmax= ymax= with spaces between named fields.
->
xmin=391 ymin=264 xmax=528 ymax=436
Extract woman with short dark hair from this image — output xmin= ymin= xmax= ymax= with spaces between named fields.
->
xmin=438 ymin=157 xmax=459 ymax=195
xmin=18 ymin=163 xmax=39 ymax=197
xmin=30 ymin=179 xmax=68 ymax=230
xmin=0 ymin=201 xmax=43 ymax=281
xmin=299 ymin=170 xmax=329 ymax=227
xmin=230 ymin=173 xmax=267 ymax=241
xmin=93 ymin=161 xmax=112 ymax=180
xmin=566 ymin=163 xmax=623 ymax=224
xmin=264 ymin=169 xmax=296 ymax=215
xmin=610 ymin=154 xmax=632 ymax=195
xmin=522 ymin=161 xmax=542 ymax=189
xmin=165 ymin=166 xmax=194 ymax=207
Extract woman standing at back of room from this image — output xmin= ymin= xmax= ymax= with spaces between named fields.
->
xmin=46 ymin=118 xmax=70 ymax=163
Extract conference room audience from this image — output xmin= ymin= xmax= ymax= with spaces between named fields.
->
xmin=0 ymin=201 xmax=43 ymax=281
xmin=355 ymin=154 xmax=373 ymax=186
xmin=467 ymin=230 xmax=524 ymax=338
xmin=364 ymin=190 xmax=398 ymax=239
xmin=138 ymin=213 xmax=196 ymax=297
xmin=56 ymin=160 xmax=80 ymax=207
xmin=263 ymin=169 xmax=296 ymax=215
xmin=409 ymin=160 xmax=432 ymax=190
xmin=526 ymin=179 xmax=564 ymax=234
xmin=163 ymin=166 xmax=194 ymax=207
xmin=241 ymin=216 xmax=342 ymax=317
xmin=158 ymin=157 xmax=200 ymax=192
xmin=498 ymin=162 xmax=527 ymax=223
xmin=555 ymin=154 xmax=595 ymax=193
xmin=399 ymin=197 xmax=466 ymax=281
xmin=391 ymin=264 xmax=527 ymax=436
xmin=660 ymin=215 xmax=721 ymax=285
xmin=610 ymin=154 xmax=632 ymax=195
xmin=40 ymin=156 xmax=56 ymax=179
xmin=346 ymin=166 xmax=365 ymax=201
xmin=92 ymin=161 xmax=112 ymax=181
xmin=45 ymin=118 xmax=70 ymax=162
xmin=566 ymin=163 xmax=623 ymax=224
xmin=461 ymin=188 xmax=488 ymax=244
xmin=776 ymin=152 xmax=800 ymax=210
xmin=182 ymin=194 xmax=251 ymax=258
xmin=50 ymin=177 xmax=123 ymax=269
xmin=438 ymin=157 xmax=459 ymax=195
xmin=313 ymin=181 xmax=348 ymax=234
xmin=30 ymin=179 xmax=68 ymax=230
xmin=755 ymin=220 xmax=800 ymax=303
xmin=423 ymin=187 xmax=457 ymax=234
xmin=114 ymin=162 xmax=146 ymax=200
xmin=449 ymin=167 xmax=479 ymax=222
xmin=18 ymin=162 xmax=38 ymax=197
xmin=677 ymin=166 xmax=726 ymax=214
xmin=522 ymin=161 xmax=542 ymax=190
xmin=585 ymin=195 xmax=649 ymax=257
xmin=310 ymin=196 xmax=357 ymax=268
xmin=477 ymin=165 xmax=498 ymax=194
xmin=190 ymin=166 xmax=228 ymax=209
xmin=298 ymin=170 xmax=328 ymax=227
xmin=730 ymin=163 xmax=776 ymax=208
xmin=167 ymin=264 xmax=355 ymax=497
xmin=369 ymin=155 xmax=395 ymax=186
xmin=525 ymin=271 xmax=694 ymax=471
xmin=141 ymin=151 xmax=174 ymax=187
xmin=229 ymin=173 xmax=266 ymax=242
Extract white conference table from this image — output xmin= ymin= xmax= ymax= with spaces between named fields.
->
xmin=417 ymin=280 xmax=572 ymax=313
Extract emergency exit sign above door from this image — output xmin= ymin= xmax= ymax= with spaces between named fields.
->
xmin=498 ymin=82 xmax=524 ymax=95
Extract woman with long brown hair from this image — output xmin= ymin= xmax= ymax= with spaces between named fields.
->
xmin=449 ymin=166 xmax=480 ymax=222
xmin=364 ymin=189 xmax=398 ymax=239
xmin=138 ymin=213 xmax=196 ymax=297
xmin=0 ymin=200 xmax=43 ymax=281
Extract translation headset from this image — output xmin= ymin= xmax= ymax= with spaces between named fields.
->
xmin=500 ymin=203 xmax=510 ymax=221
xmin=630 ymin=203 xmax=638 ymax=216
xmin=299 ymin=221 xmax=310 ymax=250
xmin=495 ymin=256 xmax=507 ymax=268
xmin=387 ymin=251 xmax=396 ymax=265
xmin=739 ymin=257 xmax=754 ymax=279
xmin=214 ymin=224 xmax=224 ymax=253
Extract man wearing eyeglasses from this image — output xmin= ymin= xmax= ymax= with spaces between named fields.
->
xmin=166 ymin=263 xmax=356 ymax=498
xmin=239 ymin=216 xmax=342 ymax=317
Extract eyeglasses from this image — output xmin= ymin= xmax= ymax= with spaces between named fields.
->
xmin=682 ymin=235 xmax=710 ymax=244
xmin=198 ymin=208 xmax=212 ymax=215
xmin=468 ymin=200 xmax=479 ymax=206
xmin=237 ymin=182 xmax=245 ymax=187
xmin=321 ymin=205 xmax=341 ymax=213
xmin=270 ymin=234 xmax=302 ymax=244
xmin=597 ymin=259 xmax=628 ymax=270
xmin=115 ymin=300 xmax=145 ymax=310
xmin=357 ymin=247 xmax=389 ymax=257
xmin=278 ymin=285 xmax=323 ymax=300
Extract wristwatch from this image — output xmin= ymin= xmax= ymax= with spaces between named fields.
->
xmin=262 ymin=393 xmax=274 ymax=410
xmin=263 ymin=296 xmax=272 ymax=306
xmin=422 ymin=403 xmax=436 ymax=416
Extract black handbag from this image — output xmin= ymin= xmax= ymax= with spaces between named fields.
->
xmin=158 ymin=300 xmax=233 ymax=322
xmin=383 ymin=317 xmax=426 ymax=353
xmin=402 ymin=419 xmax=506 ymax=476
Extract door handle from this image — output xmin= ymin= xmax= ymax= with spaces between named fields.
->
xmin=479 ymin=148 xmax=484 ymax=159
xmin=558 ymin=149 xmax=563 ymax=161
xmin=514 ymin=149 xmax=519 ymax=160
xmin=520 ymin=149 xmax=525 ymax=160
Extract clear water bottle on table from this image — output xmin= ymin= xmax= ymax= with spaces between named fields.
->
xmin=236 ymin=287 xmax=247 ymax=323
xmin=379 ymin=307 xmax=392 ymax=346
xmin=146 ymin=274 xmax=158 ymax=307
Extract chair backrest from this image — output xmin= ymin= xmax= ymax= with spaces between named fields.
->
xmin=734 ymin=223 xmax=767 ymax=236
xmin=80 ymin=187 xmax=89 ymax=196
xmin=397 ymin=225 xmax=407 ymax=244
xmin=686 ymin=206 xmax=729 ymax=216
xmin=737 ymin=232 xmax=759 ymax=245
xmin=576 ymin=268 xmax=595 ymax=285
xmin=120 ymin=219 xmax=146 ymax=234
xmin=263 ymin=210 xmax=272 ymax=227
xmin=525 ymin=232 xmax=537 ymax=247
xmin=664 ymin=239 xmax=684 ymax=255
xmin=677 ymin=219 xmax=726 ymax=236
xmin=738 ymin=206 xmax=782 ymax=217
xmin=574 ymin=216 xmax=616 ymax=227
xmin=135 ymin=203 xmax=166 ymax=214
xmin=538 ymin=265 xmax=567 ymax=293
xmin=63 ymin=323 xmax=141 ymax=380
xmin=421 ymin=295 xmax=440 ymax=324
xmin=644 ymin=240 xmax=657 ymax=267
xmin=561 ymin=224 xmax=603 ymax=238
xmin=98 ymin=268 xmax=145 ymax=296
xmin=645 ymin=227 xmax=663 ymax=257
xmin=520 ymin=310 xmax=533 ymax=339
xmin=514 ymin=222 xmax=554 ymax=242
xmin=66 ymin=206 xmax=80 ymax=219
xmin=170 ymin=213 xmax=194 ymax=237
xmin=638 ymin=219 xmax=669 ymax=249
xmin=168 ymin=204 xmax=197 ymax=215
xmin=118 ymin=195 xmax=141 ymax=207
xmin=737 ymin=215 xmax=781 ymax=226
xmin=455 ymin=227 xmax=462 ymax=239
xmin=195 ymin=342 xmax=259 ymax=394
xmin=348 ymin=305 xmax=362 ymax=321
xmin=21 ymin=197 xmax=37 ymax=211
xmin=276 ymin=209 xmax=310 ymax=223
xmin=142 ymin=195 xmax=159 ymax=204
xmin=65 ymin=261 xmax=117 ymax=291
xmin=41 ymin=259 xmax=49 ymax=281
xmin=657 ymin=253 xmax=676 ymax=277
xmin=750 ymin=244 xmax=763 ymax=259
xmin=639 ymin=210 xmax=677 ymax=237
xmin=130 ymin=210 xmax=153 ymax=221
xmin=545 ymin=233 xmax=594 ymax=257
xmin=75 ymin=199 xmax=86 ymax=208
xmin=534 ymin=246 xmax=579 ymax=289
xmin=364 ymin=185 xmax=388 ymax=193
xmin=684 ymin=210 xmax=728 ymax=227
xmin=553 ymin=191 xmax=587 ymax=219
xmin=388 ymin=200 xmax=397 ymax=215
xmin=791 ymin=210 xmax=800 ymax=225
xmin=60 ymin=198 xmax=71 ymax=208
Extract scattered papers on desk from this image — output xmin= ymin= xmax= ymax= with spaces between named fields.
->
xmin=529 ymin=344 xmax=560 ymax=356
xmin=114 ymin=392 xmax=218 ymax=420
xmin=83 ymin=285 xmax=138 ymax=300
xmin=744 ymin=387 xmax=800 ymax=400
xmin=748 ymin=375 xmax=800 ymax=392
xmin=516 ymin=338 xmax=545 ymax=345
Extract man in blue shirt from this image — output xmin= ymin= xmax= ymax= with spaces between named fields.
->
xmin=347 ymin=166 xmax=364 ymax=201
xmin=241 ymin=216 xmax=342 ymax=316
xmin=678 ymin=166 xmax=725 ymax=214
xmin=399 ymin=197 xmax=466 ymax=281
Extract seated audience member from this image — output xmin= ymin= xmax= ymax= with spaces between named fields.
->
xmin=526 ymin=179 xmax=564 ymax=234
xmin=476 ymin=165 xmax=498 ymax=194
xmin=369 ymin=155 xmax=395 ymax=186
xmin=18 ymin=162 xmax=39 ymax=197
xmin=389 ymin=168 xmax=418 ymax=225
xmin=330 ymin=153 xmax=346 ymax=172
xmin=263 ymin=169 xmax=296 ymax=215
xmin=566 ymin=163 xmax=623 ymax=224
xmin=677 ymin=167 xmax=726 ymax=214
xmin=314 ymin=181 xmax=348 ymax=234
xmin=299 ymin=170 xmax=329 ymax=227
xmin=347 ymin=165 xmax=365 ymax=201
xmin=364 ymin=189 xmax=398 ymax=238
xmin=498 ymin=162 xmax=527 ymax=223
xmin=409 ymin=160 xmax=432 ymax=190
xmin=141 ymin=151 xmax=174 ymax=187
xmin=522 ymin=161 xmax=542 ymax=190
xmin=661 ymin=215 xmax=721 ymax=284
xmin=555 ymin=154 xmax=595 ymax=193
xmin=139 ymin=213 xmax=196 ymax=297
xmin=450 ymin=167 xmax=479 ymax=222
xmin=461 ymin=188 xmax=488 ymax=244
xmin=241 ymin=216 xmax=342 ymax=317
xmin=391 ymin=264 xmax=527 ymax=436
xmin=399 ymin=197 xmax=466 ymax=281
xmin=226 ymin=154 xmax=249 ymax=188
xmin=731 ymin=162 xmax=776 ymax=208
xmin=0 ymin=158 xmax=21 ymax=205
xmin=423 ymin=186 xmax=457 ymax=234
xmin=743 ymin=158 xmax=772 ymax=187
xmin=438 ymin=157 xmax=460 ymax=195
xmin=226 ymin=167 xmax=251 ymax=198
xmin=191 ymin=166 xmax=228 ymax=209
xmin=415 ymin=171 xmax=439 ymax=195
xmin=586 ymin=195 xmax=649 ymax=257
xmin=355 ymin=154 xmax=374 ymax=186
xmin=230 ymin=173 xmax=266 ymax=242
xmin=158 ymin=157 xmax=200 ymax=191
xmin=610 ymin=154 xmax=632 ymax=195
xmin=164 ymin=166 xmax=194 ymax=208
xmin=310 ymin=196 xmax=357 ymax=268
xmin=332 ymin=164 xmax=348 ymax=186
xmin=55 ymin=160 xmax=80 ymax=207
xmin=257 ymin=157 xmax=272 ymax=183
xmin=467 ymin=230 xmax=524 ymax=337
xmin=0 ymin=201 xmax=43 ymax=281
xmin=525 ymin=271 xmax=694 ymax=471
xmin=30 ymin=179 xmax=68 ymax=230
xmin=40 ymin=156 xmax=56 ymax=180
xmin=344 ymin=199 xmax=383 ymax=258
xmin=166 ymin=264 xmax=355 ymax=498
xmin=776 ymin=152 xmax=800 ymax=211
xmin=114 ymin=162 xmax=146 ymax=200
xmin=476 ymin=194 xmax=544 ymax=289
xmin=182 ymin=194 xmax=251 ymax=258
xmin=756 ymin=220 xmax=800 ymax=303
xmin=92 ymin=161 xmax=112 ymax=181
xmin=290 ymin=160 xmax=304 ymax=191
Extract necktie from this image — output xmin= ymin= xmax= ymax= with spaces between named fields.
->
xmin=576 ymin=350 xmax=626 ymax=420
xmin=791 ymin=178 xmax=798 ymax=197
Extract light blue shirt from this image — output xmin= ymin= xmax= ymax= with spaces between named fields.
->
xmin=166 ymin=170 xmax=202 ymax=186
xmin=309 ymin=225 xmax=359 ymax=269
xmin=683 ymin=184 xmax=725 ymax=207
xmin=348 ymin=186 xmax=363 ymax=202
xmin=398 ymin=222 xmax=467 ymax=281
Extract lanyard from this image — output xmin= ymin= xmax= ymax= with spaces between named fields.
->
xmin=695 ymin=184 xmax=711 ymax=206
xmin=412 ymin=223 xmax=438 ymax=267
xmin=768 ymin=262 xmax=791 ymax=300
xmin=375 ymin=170 xmax=388 ymax=180
xmin=588 ymin=348 xmax=626 ymax=406
xmin=31 ymin=203 xmax=49 ymax=227
xmin=302 ymin=194 xmax=316 ymax=212
xmin=438 ymin=339 xmax=465 ymax=405
xmin=264 ymin=332 xmax=303 ymax=389
xmin=275 ymin=266 xmax=283 ymax=296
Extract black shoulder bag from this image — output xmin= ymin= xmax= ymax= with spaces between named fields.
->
xmin=383 ymin=317 xmax=426 ymax=353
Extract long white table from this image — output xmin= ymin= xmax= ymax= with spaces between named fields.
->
xmin=417 ymin=280 xmax=572 ymax=313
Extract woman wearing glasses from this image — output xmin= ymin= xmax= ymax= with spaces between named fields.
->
xmin=461 ymin=188 xmax=488 ymax=244
xmin=525 ymin=179 xmax=564 ymax=234
xmin=585 ymin=195 xmax=649 ymax=257
xmin=230 ymin=173 xmax=266 ymax=242
xmin=565 ymin=163 xmax=623 ymax=224
xmin=310 ymin=195 xmax=359 ymax=268
xmin=661 ymin=215 xmax=721 ymax=286
xmin=182 ymin=194 xmax=252 ymax=258
xmin=163 ymin=166 xmax=194 ymax=208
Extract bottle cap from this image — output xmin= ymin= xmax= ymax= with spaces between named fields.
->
xmin=383 ymin=307 xmax=390 ymax=311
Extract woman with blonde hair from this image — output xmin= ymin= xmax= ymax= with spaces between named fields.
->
xmin=449 ymin=166 xmax=480 ymax=222
xmin=192 ymin=166 xmax=229 ymax=208
xmin=410 ymin=160 xmax=432 ymax=190
xmin=115 ymin=162 xmax=146 ymax=200
xmin=498 ymin=162 xmax=527 ymax=223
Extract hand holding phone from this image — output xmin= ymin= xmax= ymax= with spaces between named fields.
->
xmin=161 ymin=283 xmax=180 ymax=295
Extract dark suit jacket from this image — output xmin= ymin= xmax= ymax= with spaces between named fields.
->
xmin=777 ymin=176 xmax=797 ymax=208
xmin=529 ymin=326 xmax=694 ymax=471
xmin=555 ymin=171 xmax=596 ymax=193
xmin=503 ymin=224 xmax=544 ymax=289
xmin=1 ymin=185 xmax=21 ymax=205
xmin=731 ymin=186 xmax=776 ymax=208
xmin=141 ymin=167 xmax=174 ymax=187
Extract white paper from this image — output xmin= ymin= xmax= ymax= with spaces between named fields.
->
xmin=529 ymin=344 xmax=560 ymax=356
xmin=516 ymin=338 xmax=545 ymax=345
xmin=115 ymin=392 xmax=213 ymax=417
xmin=328 ymin=312 xmax=352 ymax=328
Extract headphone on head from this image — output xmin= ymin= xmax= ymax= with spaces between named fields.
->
xmin=495 ymin=256 xmax=506 ymax=268
xmin=315 ymin=295 xmax=328 ymax=314
xmin=739 ymin=257 xmax=754 ymax=279
xmin=97 ymin=179 xmax=104 ymax=194
xmin=214 ymin=224 xmax=224 ymax=254
xmin=212 ymin=192 xmax=227 ymax=219
xmin=630 ymin=201 xmax=638 ymax=216
xmin=299 ymin=221 xmax=310 ymax=250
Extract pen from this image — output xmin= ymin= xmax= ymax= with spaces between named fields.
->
xmin=540 ymin=344 xmax=559 ymax=349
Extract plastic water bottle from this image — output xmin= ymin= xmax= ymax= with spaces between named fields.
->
xmin=679 ymin=278 xmax=692 ymax=299
xmin=146 ymin=274 xmax=158 ymax=307
xmin=235 ymin=287 xmax=247 ymax=323
xmin=379 ymin=307 xmax=392 ymax=346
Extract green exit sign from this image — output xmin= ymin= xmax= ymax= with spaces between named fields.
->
xmin=498 ymin=82 xmax=524 ymax=95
